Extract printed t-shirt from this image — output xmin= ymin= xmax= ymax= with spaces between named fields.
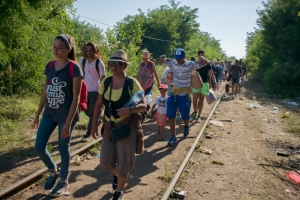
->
xmin=154 ymin=96 xmax=168 ymax=114
xmin=79 ymin=58 xmax=106 ymax=92
xmin=230 ymin=65 xmax=242 ymax=79
xmin=165 ymin=60 xmax=200 ymax=95
xmin=43 ymin=61 xmax=83 ymax=122
xmin=98 ymin=77 xmax=143 ymax=123
xmin=196 ymin=64 xmax=212 ymax=83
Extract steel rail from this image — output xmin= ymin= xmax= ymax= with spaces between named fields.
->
xmin=161 ymin=90 xmax=225 ymax=200
xmin=0 ymin=137 xmax=102 ymax=198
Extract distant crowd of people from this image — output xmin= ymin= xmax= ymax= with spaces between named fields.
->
xmin=32 ymin=34 xmax=247 ymax=199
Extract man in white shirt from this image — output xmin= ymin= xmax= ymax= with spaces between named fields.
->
xmin=80 ymin=42 xmax=106 ymax=141
xmin=165 ymin=48 xmax=200 ymax=146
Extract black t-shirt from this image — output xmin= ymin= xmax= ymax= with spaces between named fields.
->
xmin=43 ymin=61 xmax=83 ymax=122
xmin=196 ymin=64 xmax=212 ymax=83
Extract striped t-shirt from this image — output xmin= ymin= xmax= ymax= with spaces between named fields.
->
xmin=166 ymin=60 xmax=200 ymax=95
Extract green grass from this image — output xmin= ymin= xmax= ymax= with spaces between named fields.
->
xmin=158 ymin=162 xmax=173 ymax=183
xmin=0 ymin=95 xmax=90 ymax=154
xmin=0 ymin=95 xmax=40 ymax=153
xmin=281 ymin=112 xmax=300 ymax=135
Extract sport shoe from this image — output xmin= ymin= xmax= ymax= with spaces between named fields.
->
xmin=183 ymin=126 xmax=190 ymax=137
xmin=167 ymin=135 xmax=177 ymax=146
xmin=112 ymin=191 xmax=123 ymax=200
xmin=49 ymin=180 xmax=69 ymax=197
xmin=82 ymin=134 xmax=90 ymax=142
xmin=44 ymin=170 xmax=59 ymax=190
xmin=192 ymin=112 xmax=197 ymax=120
xmin=196 ymin=116 xmax=201 ymax=123
xmin=176 ymin=114 xmax=181 ymax=120
xmin=112 ymin=175 xmax=118 ymax=191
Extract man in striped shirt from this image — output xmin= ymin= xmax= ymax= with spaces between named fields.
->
xmin=165 ymin=48 xmax=200 ymax=146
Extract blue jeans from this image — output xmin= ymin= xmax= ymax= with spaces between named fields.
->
xmin=34 ymin=115 xmax=76 ymax=181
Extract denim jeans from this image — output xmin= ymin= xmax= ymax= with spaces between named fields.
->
xmin=34 ymin=115 xmax=76 ymax=181
xmin=84 ymin=92 xmax=99 ymax=136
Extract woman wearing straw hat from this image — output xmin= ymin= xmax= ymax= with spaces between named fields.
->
xmin=137 ymin=51 xmax=160 ymax=95
xmin=91 ymin=50 xmax=146 ymax=200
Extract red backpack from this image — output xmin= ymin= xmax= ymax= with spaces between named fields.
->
xmin=48 ymin=60 xmax=88 ymax=111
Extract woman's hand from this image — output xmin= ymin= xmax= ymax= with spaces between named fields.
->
xmin=61 ymin=125 xmax=71 ymax=139
xmin=33 ymin=117 xmax=40 ymax=129
xmin=91 ymin=124 xmax=98 ymax=140
xmin=116 ymin=107 xmax=131 ymax=119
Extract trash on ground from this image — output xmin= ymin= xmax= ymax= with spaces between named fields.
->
xmin=272 ymin=107 xmax=279 ymax=114
xmin=284 ymin=171 xmax=300 ymax=185
xmin=86 ymin=153 xmax=91 ymax=160
xmin=209 ymin=120 xmax=224 ymax=127
xmin=95 ymin=153 xmax=100 ymax=158
xmin=247 ymin=103 xmax=262 ymax=108
xmin=198 ymin=147 xmax=213 ymax=155
xmin=276 ymin=150 xmax=291 ymax=157
xmin=283 ymin=101 xmax=299 ymax=106
xmin=173 ymin=189 xmax=187 ymax=200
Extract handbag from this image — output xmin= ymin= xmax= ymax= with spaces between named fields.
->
xmin=108 ymin=78 xmax=133 ymax=142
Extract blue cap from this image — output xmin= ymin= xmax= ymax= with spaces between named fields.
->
xmin=174 ymin=48 xmax=186 ymax=59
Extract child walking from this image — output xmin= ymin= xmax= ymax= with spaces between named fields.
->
xmin=149 ymin=84 xmax=168 ymax=140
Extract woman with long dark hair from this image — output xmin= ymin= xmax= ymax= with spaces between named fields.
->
xmin=33 ymin=34 xmax=83 ymax=197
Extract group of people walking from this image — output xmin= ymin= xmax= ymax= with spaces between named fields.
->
xmin=32 ymin=34 xmax=246 ymax=199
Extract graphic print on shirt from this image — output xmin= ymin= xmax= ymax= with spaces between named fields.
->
xmin=158 ymin=99 xmax=167 ymax=108
xmin=46 ymin=77 xmax=67 ymax=109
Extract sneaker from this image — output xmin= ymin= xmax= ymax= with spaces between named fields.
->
xmin=192 ymin=112 xmax=197 ymax=120
xmin=176 ymin=114 xmax=181 ymax=120
xmin=183 ymin=126 xmax=190 ymax=137
xmin=49 ymin=180 xmax=69 ymax=197
xmin=112 ymin=175 xmax=118 ymax=191
xmin=82 ymin=134 xmax=90 ymax=142
xmin=44 ymin=170 xmax=59 ymax=190
xmin=112 ymin=191 xmax=123 ymax=200
xmin=167 ymin=135 xmax=177 ymax=146
xmin=196 ymin=116 xmax=201 ymax=123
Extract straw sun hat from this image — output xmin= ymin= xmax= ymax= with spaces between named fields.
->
xmin=108 ymin=50 xmax=130 ymax=64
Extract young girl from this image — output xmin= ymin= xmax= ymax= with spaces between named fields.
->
xmin=33 ymin=34 xmax=83 ymax=197
xmin=149 ymin=84 xmax=168 ymax=141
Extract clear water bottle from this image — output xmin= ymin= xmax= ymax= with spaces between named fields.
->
xmin=145 ymin=92 xmax=152 ymax=105
xmin=123 ymin=90 xmax=144 ymax=107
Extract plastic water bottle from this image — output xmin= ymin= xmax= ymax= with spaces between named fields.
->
xmin=145 ymin=92 xmax=152 ymax=105
xmin=123 ymin=90 xmax=144 ymax=107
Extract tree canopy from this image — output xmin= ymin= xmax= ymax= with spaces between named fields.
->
xmin=245 ymin=0 xmax=300 ymax=96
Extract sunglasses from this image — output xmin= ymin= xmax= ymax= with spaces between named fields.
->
xmin=108 ymin=61 xmax=123 ymax=68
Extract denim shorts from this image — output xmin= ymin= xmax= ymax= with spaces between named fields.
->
xmin=232 ymin=78 xmax=240 ymax=85
xmin=167 ymin=93 xmax=191 ymax=120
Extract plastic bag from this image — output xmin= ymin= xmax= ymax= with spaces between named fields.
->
xmin=206 ymin=89 xmax=217 ymax=105
xmin=284 ymin=171 xmax=300 ymax=185
xmin=145 ymin=92 xmax=152 ymax=105
xmin=161 ymin=67 xmax=173 ymax=84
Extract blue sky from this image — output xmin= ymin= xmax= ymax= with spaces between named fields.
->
xmin=73 ymin=0 xmax=264 ymax=59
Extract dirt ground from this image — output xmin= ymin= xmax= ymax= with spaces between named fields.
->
xmin=3 ymin=80 xmax=300 ymax=200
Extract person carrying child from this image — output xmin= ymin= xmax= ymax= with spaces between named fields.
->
xmin=149 ymin=84 xmax=168 ymax=141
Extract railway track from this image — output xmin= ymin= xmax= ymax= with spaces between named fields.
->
xmin=0 ymin=137 xmax=103 ymax=199
xmin=1 ymin=90 xmax=224 ymax=199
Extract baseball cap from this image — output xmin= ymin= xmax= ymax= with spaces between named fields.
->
xmin=158 ymin=84 xmax=168 ymax=89
xmin=174 ymin=48 xmax=185 ymax=59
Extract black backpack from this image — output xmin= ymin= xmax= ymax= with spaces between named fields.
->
xmin=103 ymin=76 xmax=146 ymax=123
xmin=82 ymin=58 xmax=101 ymax=78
